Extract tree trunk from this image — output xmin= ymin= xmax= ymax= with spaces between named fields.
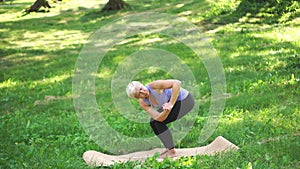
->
xmin=102 ymin=0 xmax=128 ymax=11
xmin=25 ymin=0 xmax=51 ymax=13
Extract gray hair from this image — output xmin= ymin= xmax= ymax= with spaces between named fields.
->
xmin=126 ymin=81 xmax=143 ymax=98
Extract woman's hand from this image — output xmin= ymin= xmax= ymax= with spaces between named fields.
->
xmin=149 ymin=80 xmax=180 ymax=110
xmin=162 ymin=102 xmax=173 ymax=111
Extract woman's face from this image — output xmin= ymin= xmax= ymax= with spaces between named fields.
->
xmin=134 ymin=84 xmax=149 ymax=99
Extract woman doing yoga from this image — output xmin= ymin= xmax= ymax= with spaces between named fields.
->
xmin=126 ymin=79 xmax=194 ymax=158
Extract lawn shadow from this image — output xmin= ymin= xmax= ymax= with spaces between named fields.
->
xmin=198 ymin=0 xmax=300 ymax=31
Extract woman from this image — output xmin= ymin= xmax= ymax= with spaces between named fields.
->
xmin=126 ymin=79 xmax=194 ymax=158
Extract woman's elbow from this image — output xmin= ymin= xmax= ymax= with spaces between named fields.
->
xmin=154 ymin=116 xmax=165 ymax=122
xmin=174 ymin=80 xmax=181 ymax=85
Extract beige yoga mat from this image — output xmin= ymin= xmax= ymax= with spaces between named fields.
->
xmin=83 ymin=136 xmax=239 ymax=167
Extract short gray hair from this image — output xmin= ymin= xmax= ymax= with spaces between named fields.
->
xmin=126 ymin=81 xmax=143 ymax=98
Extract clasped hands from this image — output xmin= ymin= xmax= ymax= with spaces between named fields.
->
xmin=162 ymin=102 xmax=173 ymax=111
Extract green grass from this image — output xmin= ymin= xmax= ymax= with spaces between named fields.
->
xmin=1 ymin=0 xmax=300 ymax=168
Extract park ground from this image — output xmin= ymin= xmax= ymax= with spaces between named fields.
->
xmin=0 ymin=0 xmax=300 ymax=168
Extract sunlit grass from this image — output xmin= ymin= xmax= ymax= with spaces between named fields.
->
xmin=0 ymin=0 xmax=299 ymax=168
xmin=251 ymin=26 xmax=300 ymax=43
xmin=0 ymin=78 xmax=18 ymax=88
xmin=15 ymin=30 xmax=85 ymax=49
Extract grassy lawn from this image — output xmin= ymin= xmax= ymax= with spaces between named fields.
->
xmin=0 ymin=0 xmax=299 ymax=168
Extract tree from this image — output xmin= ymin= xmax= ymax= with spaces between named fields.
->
xmin=25 ymin=0 xmax=51 ymax=13
xmin=102 ymin=0 xmax=129 ymax=11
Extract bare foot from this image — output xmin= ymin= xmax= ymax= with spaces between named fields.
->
xmin=159 ymin=148 xmax=177 ymax=159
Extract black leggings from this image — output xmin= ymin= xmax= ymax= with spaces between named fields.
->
xmin=150 ymin=94 xmax=194 ymax=149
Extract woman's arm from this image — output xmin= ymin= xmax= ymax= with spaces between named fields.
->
xmin=149 ymin=79 xmax=181 ymax=110
xmin=138 ymin=99 xmax=171 ymax=122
